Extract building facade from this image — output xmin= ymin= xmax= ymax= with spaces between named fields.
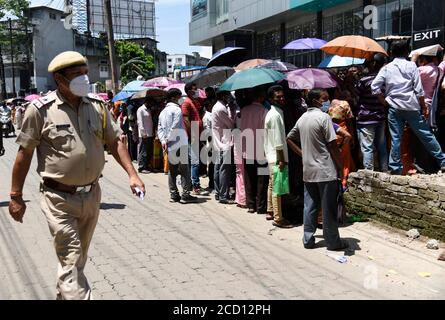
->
xmin=1 ymin=2 xmax=167 ymax=96
xmin=189 ymin=0 xmax=445 ymax=66
xmin=167 ymin=52 xmax=209 ymax=74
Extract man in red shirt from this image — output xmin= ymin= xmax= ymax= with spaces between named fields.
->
xmin=182 ymin=82 xmax=209 ymax=195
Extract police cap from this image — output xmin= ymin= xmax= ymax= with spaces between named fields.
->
xmin=48 ymin=51 xmax=88 ymax=73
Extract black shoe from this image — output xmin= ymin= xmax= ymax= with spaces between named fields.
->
xmin=180 ymin=194 xmax=198 ymax=204
xmin=441 ymin=166 xmax=445 ymax=173
xmin=170 ymin=196 xmax=181 ymax=203
xmin=327 ymin=240 xmax=349 ymax=251
xmin=247 ymin=208 xmax=256 ymax=214
xmin=304 ymin=243 xmax=316 ymax=249
xmin=272 ymin=219 xmax=296 ymax=228
xmin=219 ymin=199 xmax=236 ymax=205
xmin=215 ymin=195 xmax=219 ymax=201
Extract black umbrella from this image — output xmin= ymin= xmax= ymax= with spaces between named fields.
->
xmin=186 ymin=66 xmax=235 ymax=88
xmin=206 ymin=47 xmax=247 ymax=68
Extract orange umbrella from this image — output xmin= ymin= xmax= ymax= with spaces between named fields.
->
xmin=235 ymin=59 xmax=272 ymax=71
xmin=321 ymin=35 xmax=388 ymax=59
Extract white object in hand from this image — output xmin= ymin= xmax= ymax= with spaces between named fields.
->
xmin=134 ymin=187 xmax=145 ymax=200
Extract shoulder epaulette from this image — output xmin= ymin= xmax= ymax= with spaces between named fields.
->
xmin=32 ymin=95 xmax=56 ymax=109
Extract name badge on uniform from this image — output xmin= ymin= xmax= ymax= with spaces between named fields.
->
xmin=56 ymin=124 xmax=71 ymax=130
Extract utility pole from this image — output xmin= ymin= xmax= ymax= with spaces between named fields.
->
xmin=0 ymin=44 xmax=6 ymax=100
xmin=8 ymin=18 xmax=16 ymax=97
xmin=103 ymin=0 xmax=119 ymax=94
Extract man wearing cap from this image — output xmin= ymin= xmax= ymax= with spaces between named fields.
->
xmin=8 ymin=51 xmax=146 ymax=300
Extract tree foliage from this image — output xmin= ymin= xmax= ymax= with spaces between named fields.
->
xmin=0 ymin=0 xmax=31 ymax=61
xmin=114 ymin=40 xmax=155 ymax=84
xmin=0 ymin=0 xmax=29 ymax=20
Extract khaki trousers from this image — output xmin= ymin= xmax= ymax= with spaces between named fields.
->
xmin=267 ymin=163 xmax=283 ymax=223
xmin=40 ymin=183 xmax=101 ymax=300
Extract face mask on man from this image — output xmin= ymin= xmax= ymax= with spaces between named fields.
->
xmin=178 ymin=97 xmax=186 ymax=105
xmin=65 ymin=75 xmax=90 ymax=97
xmin=320 ymin=100 xmax=331 ymax=113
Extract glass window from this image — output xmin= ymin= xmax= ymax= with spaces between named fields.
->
xmin=257 ymin=29 xmax=281 ymax=60
xmin=375 ymin=1 xmax=386 ymax=22
xmin=309 ymin=21 xmax=317 ymax=37
xmin=373 ymin=20 xmax=386 ymax=38
xmin=386 ymin=1 xmax=399 ymax=20
xmin=333 ymin=13 xmax=343 ymax=33
xmin=400 ymin=0 xmax=413 ymax=10
xmin=344 ymin=10 xmax=353 ymax=34
xmin=386 ymin=19 xmax=394 ymax=35
xmin=400 ymin=9 xmax=412 ymax=35
xmin=323 ymin=16 xmax=333 ymax=35
xmin=216 ymin=0 xmax=229 ymax=25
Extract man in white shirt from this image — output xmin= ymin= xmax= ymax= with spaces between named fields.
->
xmin=137 ymin=97 xmax=155 ymax=173
xmin=158 ymin=89 xmax=197 ymax=204
xmin=212 ymin=90 xmax=236 ymax=204
xmin=264 ymin=85 xmax=293 ymax=228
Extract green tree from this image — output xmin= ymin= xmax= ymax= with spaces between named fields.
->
xmin=0 ymin=0 xmax=29 ymax=19
xmin=0 ymin=0 xmax=31 ymax=75
xmin=0 ymin=0 xmax=31 ymax=57
xmin=114 ymin=40 xmax=155 ymax=84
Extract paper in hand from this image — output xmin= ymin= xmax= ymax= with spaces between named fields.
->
xmin=134 ymin=187 xmax=145 ymax=200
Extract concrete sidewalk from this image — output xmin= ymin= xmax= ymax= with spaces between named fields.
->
xmin=0 ymin=136 xmax=444 ymax=300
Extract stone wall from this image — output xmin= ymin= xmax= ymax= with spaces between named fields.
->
xmin=344 ymin=170 xmax=445 ymax=240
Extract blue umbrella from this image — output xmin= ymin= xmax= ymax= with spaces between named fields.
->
xmin=121 ymin=80 xmax=147 ymax=92
xmin=112 ymin=91 xmax=133 ymax=102
xmin=219 ymin=68 xmax=285 ymax=91
xmin=283 ymin=38 xmax=327 ymax=50
xmin=206 ymin=47 xmax=246 ymax=68
xmin=318 ymin=55 xmax=365 ymax=68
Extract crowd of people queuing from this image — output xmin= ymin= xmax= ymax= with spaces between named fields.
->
xmin=102 ymin=40 xmax=445 ymax=250
xmin=5 ymin=40 xmax=443 ymax=251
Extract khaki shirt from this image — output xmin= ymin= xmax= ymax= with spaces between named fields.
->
xmin=16 ymin=90 xmax=121 ymax=186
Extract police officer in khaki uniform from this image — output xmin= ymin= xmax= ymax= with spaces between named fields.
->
xmin=8 ymin=51 xmax=145 ymax=300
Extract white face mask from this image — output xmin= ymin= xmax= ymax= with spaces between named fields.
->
xmin=68 ymin=75 xmax=90 ymax=97
xmin=192 ymin=91 xmax=199 ymax=99
xmin=178 ymin=97 xmax=186 ymax=105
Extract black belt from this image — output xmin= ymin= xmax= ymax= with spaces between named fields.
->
xmin=41 ymin=178 xmax=96 ymax=194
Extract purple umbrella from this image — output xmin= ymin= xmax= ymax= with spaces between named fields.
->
xmin=286 ymin=68 xmax=338 ymax=90
xmin=283 ymin=38 xmax=327 ymax=50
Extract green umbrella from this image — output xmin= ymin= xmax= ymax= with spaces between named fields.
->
xmin=219 ymin=68 xmax=285 ymax=91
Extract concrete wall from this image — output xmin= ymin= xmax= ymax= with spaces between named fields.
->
xmin=344 ymin=170 xmax=445 ymax=240
xmin=31 ymin=8 xmax=74 ymax=91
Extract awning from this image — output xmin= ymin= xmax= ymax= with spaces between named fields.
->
xmin=290 ymin=0 xmax=353 ymax=12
